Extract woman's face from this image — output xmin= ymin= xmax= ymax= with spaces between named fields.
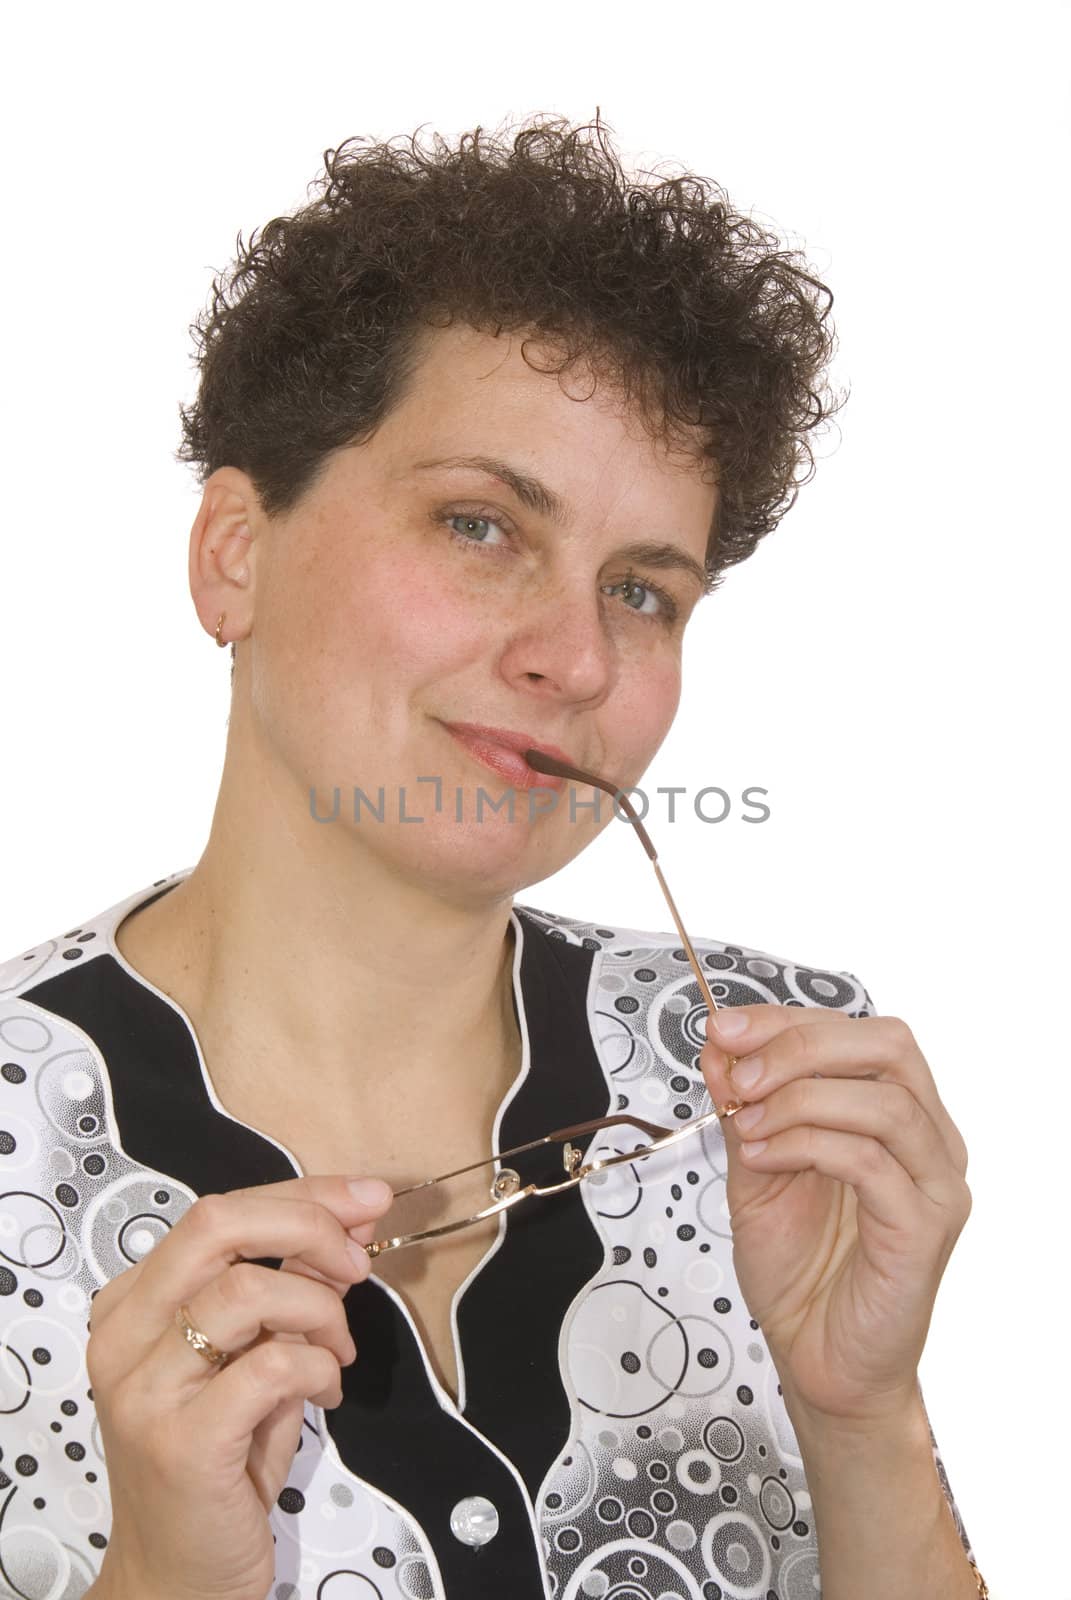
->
xmin=200 ymin=323 xmax=718 ymax=902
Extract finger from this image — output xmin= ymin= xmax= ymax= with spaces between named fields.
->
xmin=707 ymin=1001 xmax=855 ymax=1058
xmin=90 ymin=1176 xmax=391 ymax=1330
xmin=280 ymin=1215 xmax=387 ymax=1295
xmin=91 ymin=1180 xmax=390 ymax=1373
xmin=89 ymin=1243 xmax=335 ymax=1344
xmin=733 ymin=1123 xmax=931 ymax=1233
xmin=701 ymin=1003 xmax=854 ymax=1109
xmin=155 ymin=1262 xmax=358 ymax=1398
xmin=206 ymin=1174 xmax=393 ymax=1219
xmin=704 ymin=1013 xmax=964 ymax=1170
xmin=728 ymin=1077 xmax=965 ymax=1203
xmin=710 ymin=1012 xmax=903 ymax=1102
xmin=278 ymin=1258 xmax=352 ymax=1295
xmin=185 ymin=1336 xmax=346 ymax=1453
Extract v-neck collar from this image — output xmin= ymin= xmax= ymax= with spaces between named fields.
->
xmin=103 ymin=869 xmax=531 ymax=1183
xmin=21 ymin=869 xmax=613 ymax=1597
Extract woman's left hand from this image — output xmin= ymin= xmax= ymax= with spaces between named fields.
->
xmin=700 ymin=1004 xmax=972 ymax=1428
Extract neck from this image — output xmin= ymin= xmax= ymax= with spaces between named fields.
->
xmin=117 ymin=724 xmax=523 ymax=1132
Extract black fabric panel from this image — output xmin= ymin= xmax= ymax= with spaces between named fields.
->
xmin=25 ymin=929 xmax=552 ymax=1594
xmin=456 ymin=915 xmax=611 ymax=1498
xmin=24 ymin=952 xmax=298 ymax=1197
xmin=332 ymin=1279 xmax=547 ymax=1594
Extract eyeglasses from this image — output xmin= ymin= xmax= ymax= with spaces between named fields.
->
xmin=365 ymin=751 xmax=745 ymax=1259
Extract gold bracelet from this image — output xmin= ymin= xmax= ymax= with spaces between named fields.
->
xmin=968 ymin=1558 xmax=989 ymax=1598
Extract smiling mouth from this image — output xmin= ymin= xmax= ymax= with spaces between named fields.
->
xmin=441 ymin=725 xmax=567 ymax=790
xmin=436 ymin=722 xmax=660 ymax=864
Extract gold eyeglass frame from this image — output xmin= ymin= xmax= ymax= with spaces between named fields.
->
xmin=365 ymin=750 xmax=744 ymax=1260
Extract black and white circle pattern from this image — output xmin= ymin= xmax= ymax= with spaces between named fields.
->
xmin=517 ymin=911 xmax=871 ymax=1600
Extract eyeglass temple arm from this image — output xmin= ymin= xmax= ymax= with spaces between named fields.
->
xmin=523 ymin=750 xmax=743 ymax=1076
xmin=365 ymin=1183 xmax=536 ymax=1258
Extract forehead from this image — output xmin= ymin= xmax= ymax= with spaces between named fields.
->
xmin=377 ymin=320 xmax=716 ymax=512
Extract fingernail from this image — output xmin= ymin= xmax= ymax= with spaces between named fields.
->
xmin=348 ymin=1178 xmax=392 ymax=1207
xmin=734 ymin=1101 xmax=765 ymax=1130
xmin=711 ymin=1009 xmax=748 ymax=1037
xmin=732 ymin=1059 xmax=763 ymax=1090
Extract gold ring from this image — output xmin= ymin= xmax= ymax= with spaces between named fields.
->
xmin=175 ymin=1303 xmax=231 ymax=1369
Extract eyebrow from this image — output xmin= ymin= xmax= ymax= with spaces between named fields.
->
xmin=409 ymin=453 xmax=710 ymax=594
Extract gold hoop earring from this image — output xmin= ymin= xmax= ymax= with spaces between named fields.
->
xmin=214 ymin=613 xmax=226 ymax=648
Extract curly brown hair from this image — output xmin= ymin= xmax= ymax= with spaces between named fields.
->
xmin=177 ymin=111 xmax=845 ymax=629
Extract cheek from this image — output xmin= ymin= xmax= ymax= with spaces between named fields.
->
xmin=616 ymin=656 xmax=682 ymax=758
xmin=288 ymin=527 xmax=484 ymax=679
xmin=356 ymin=564 xmax=490 ymax=673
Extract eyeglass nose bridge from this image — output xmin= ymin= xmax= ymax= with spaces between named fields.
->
xmin=489 ymin=1138 xmax=583 ymax=1203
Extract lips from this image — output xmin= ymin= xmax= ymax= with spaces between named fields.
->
xmin=439 ymin=722 xmax=572 ymax=791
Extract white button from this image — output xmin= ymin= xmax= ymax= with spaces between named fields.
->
xmin=449 ymin=1495 xmax=500 ymax=1546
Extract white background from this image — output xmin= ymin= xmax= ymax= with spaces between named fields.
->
xmin=2 ymin=5 xmax=1067 ymax=1595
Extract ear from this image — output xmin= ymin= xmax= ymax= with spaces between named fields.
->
xmin=189 ymin=466 xmax=261 ymax=645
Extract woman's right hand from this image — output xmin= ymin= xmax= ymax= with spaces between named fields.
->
xmin=85 ymin=1174 xmax=394 ymax=1600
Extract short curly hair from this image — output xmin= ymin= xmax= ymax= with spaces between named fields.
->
xmin=177 ymin=111 xmax=845 ymax=659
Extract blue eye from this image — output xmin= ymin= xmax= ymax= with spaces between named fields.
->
xmin=603 ymin=574 xmax=668 ymax=619
xmin=446 ymin=512 xmax=507 ymax=546
xmin=439 ymin=508 xmax=679 ymax=625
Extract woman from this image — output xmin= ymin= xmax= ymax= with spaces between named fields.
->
xmin=0 ymin=116 xmax=987 ymax=1600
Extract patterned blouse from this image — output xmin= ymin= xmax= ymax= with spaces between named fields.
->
xmin=0 ymin=867 xmax=975 ymax=1598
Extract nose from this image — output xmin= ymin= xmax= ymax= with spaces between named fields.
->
xmin=496 ymin=580 xmax=615 ymax=705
